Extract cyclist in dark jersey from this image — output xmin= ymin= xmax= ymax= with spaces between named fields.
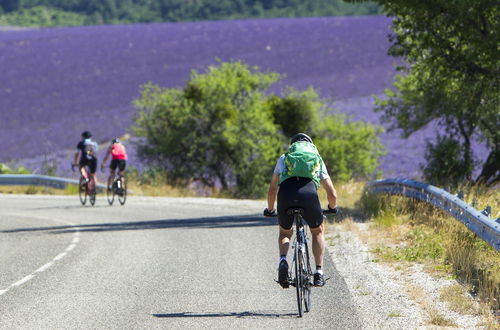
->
xmin=264 ymin=133 xmax=337 ymax=288
xmin=73 ymin=131 xmax=98 ymax=185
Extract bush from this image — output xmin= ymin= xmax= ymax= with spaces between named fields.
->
xmin=133 ymin=60 xmax=385 ymax=197
xmin=0 ymin=163 xmax=30 ymax=174
xmin=315 ymin=114 xmax=385 ymax=182
xmin=133 ymin=61 xmax=282 ymax=198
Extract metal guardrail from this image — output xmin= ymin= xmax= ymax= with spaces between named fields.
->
xmin=367 ymin=178 xmax=500 ymax=252
xmin=0 ymin=174 xmax=106 ymax=191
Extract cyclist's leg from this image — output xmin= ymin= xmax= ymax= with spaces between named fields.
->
xmin=109 ymin=159 xmax=118 ymax=188
xmin=79 ymin=160 xmax=88 ymax=180
xmin=276 ymin=182 xmax=295 ymax=257
xmin=88 ymin=158 xmax=98 ymax=187
xmin=309 ymin=223 xmax=325 ymax=268
xmin=279 ymin=226 xmax=293 ymax=256
xmin=118 ymin=160 xmax=126 ymax=186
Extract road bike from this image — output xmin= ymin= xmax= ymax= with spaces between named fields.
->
xmin=106 ymin=174 xmax=127 ymax=206
xmin=287 ymin=207 xmax=337 ymax=317
xmin=72 ymin=164 xmax=96 ymax=206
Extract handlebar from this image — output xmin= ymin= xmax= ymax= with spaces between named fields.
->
xmin=264 ymin=206 xmax=339 ymax=217
xmin=323 ymin=206 xmax=338 ymax=215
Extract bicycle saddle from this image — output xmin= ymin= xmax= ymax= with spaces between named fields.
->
xmin=286 ymin=207 xmax=304 ymax=215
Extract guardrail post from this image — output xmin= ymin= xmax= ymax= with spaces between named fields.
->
xmin=481 ymin=206 xmax=491 ymax=218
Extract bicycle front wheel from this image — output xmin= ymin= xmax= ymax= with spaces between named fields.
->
xmin=301 ymin=242 xmax=312 ymax=312
xmin=78 ymin=177 xmax=87 ymax=205
xmin=294 ymin=242 xmax=304 ymax=317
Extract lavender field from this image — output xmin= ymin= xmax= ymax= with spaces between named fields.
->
xmin=0 ymin=16 xmax=456 ymax=180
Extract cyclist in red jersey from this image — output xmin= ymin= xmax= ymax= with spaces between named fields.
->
xmin=101 ymin=138 xmax=128 ymax=190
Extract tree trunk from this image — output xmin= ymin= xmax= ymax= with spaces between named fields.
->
xmin=475 ymin=148 xmax=500 ymax=186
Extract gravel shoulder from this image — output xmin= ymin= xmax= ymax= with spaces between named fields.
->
xmin=326 ymin=221 xmax=488 ymax=330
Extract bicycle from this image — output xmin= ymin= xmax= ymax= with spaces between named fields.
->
xmin=285 ymin=207 xmax=337 ymax=317
xmin=106 ymin=174 xmax=127 ymax=206
xmin=72 ymin=164 xmax=96 ymax=206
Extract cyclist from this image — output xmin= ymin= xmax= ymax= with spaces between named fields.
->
xmin=264 ymin=133 xmax=337 ymax=288
xmin=100 ymin=138 xmax=128 ymax=192
xmin=73 ymin=131 xmax=99 ymax=186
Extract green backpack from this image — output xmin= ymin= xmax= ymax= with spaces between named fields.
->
xmin=279 ymin=141 xmax=323 ymax=188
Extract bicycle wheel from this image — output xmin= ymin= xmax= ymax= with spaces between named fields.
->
xmin=294 ymin=241 xmax=304 ymax=317
xmin=106 ymin=181 xmax=114 ymax=205
xmin=89 ymin=179 xmax=96 ymax=206
xmin=118 ymin=178 xmax=126 ymax=205
xmin=78 ymin=177 xmax=87 ymax=205
xmin=302 ymin=240 xmax=312 ymax=312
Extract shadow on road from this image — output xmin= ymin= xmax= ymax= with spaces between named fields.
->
xmin=1 ymin=214 xmax=277 ymax=234
xmin=153 ymin=310 xmax=297 ymax=319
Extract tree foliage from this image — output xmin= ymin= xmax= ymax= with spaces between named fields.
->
xmin=133 ymin=61 xmax=385 ymax=197
xmin=0 ymin=0 xmax=382 ymax=27
xmin=422 ymin=136 xmax=475 ymax=188
xmin=368 ymin=0 xmax=499 ymax=186
xmin=133 ymin=61 xmax=282 ymax=198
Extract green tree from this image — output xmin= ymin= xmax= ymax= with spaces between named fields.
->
xmin=367 ymin=0 xmax=499 ymax=186
xmin=267 ymin=87 xmax=321 ymax=139
xmin=133 ymin=61 xmax=282 ymax=198
xmin=315 ymin=114 xmax=385 ymax=182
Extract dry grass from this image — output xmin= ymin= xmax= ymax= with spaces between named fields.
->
xmin=359 ymin=188 xmax=500 ymax=314
xmin=0 ymin=185 xmax=70 ymax=195
xmin=440 ymin=284 xmax=479 ymax=315
xmin=406 ymin=283 xmax=457 ymax=327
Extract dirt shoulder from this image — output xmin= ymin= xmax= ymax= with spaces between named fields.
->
xmin=326 ymin=221 xmax=492 ymax=329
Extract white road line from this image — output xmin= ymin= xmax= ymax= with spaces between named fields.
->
xmin=12 ymin=275 xmax=35 ymax=287
xmin=1 ymin=215 xmax=81 ymax=297
xmin=53 ymin=252 xmax=67 ymax=261
xmin=35 ymin=262 xmax=54 ymax=273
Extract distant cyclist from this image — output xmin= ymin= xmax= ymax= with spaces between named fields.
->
xmin=73 ymin=131 xmax=99 ymax=185
xmin=101 ymin=138 xmax=128 ymax=190
xmin=264 ymin=133 xmax=337 ymax=288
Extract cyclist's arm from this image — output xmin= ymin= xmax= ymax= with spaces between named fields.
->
xmin=320 ymin=177 xmax=337 ymax=209
xmin=267 ymin=173 xmax=279 ymax=211
xmin=101 ymin=146 xmax=112 ymax=167
xmin=73 ymin=151 xmax=80 ymax=165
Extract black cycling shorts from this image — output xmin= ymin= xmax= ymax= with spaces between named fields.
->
xmin=110 ymin=159 xmax=126 ymax=172
xmin=79 ymin=156 xmax=97 ymax=174
xmin=277 ymin=177 xmax=324 ymax=229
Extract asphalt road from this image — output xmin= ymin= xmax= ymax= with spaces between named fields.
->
xmin=0 ymin=194 xmax=362 ymax=329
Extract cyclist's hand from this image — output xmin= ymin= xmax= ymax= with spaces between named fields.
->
xmin=71 ymin=163 xmax=77 ymax=172
xmin=263 ymin=208 xmax=277 ymax=217
xmin=324 ymin=205 xmax=338 ymax=215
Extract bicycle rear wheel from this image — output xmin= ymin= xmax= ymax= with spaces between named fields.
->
xmin=107 ymin=181 xmax=114 ymax=205
xmin=89 ymin=179 xmax=96 ymax=206
xmin=294 ymin=242 xmax=304 ymax=317
xmin=118 ymin=178 xmax=126 ymax=205
xmin=78 ymin=177 xmax=87 ymax=205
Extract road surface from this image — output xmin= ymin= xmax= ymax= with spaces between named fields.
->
xmin=0 ymin=194 xmax=362 ymax=329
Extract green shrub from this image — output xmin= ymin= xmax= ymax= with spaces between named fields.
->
xmin=0 ymin=6 xmax=86 ymax=27
xmin=315 ymin=114 xmax=385 ymax=183
xmin=133 ymin=60 xmax=385 ymax=197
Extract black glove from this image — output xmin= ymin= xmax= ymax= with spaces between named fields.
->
xmin=263 ymin=208 xmax=277 ymax=217
xmin=326 ymin=205 xmax=338 ymax=214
